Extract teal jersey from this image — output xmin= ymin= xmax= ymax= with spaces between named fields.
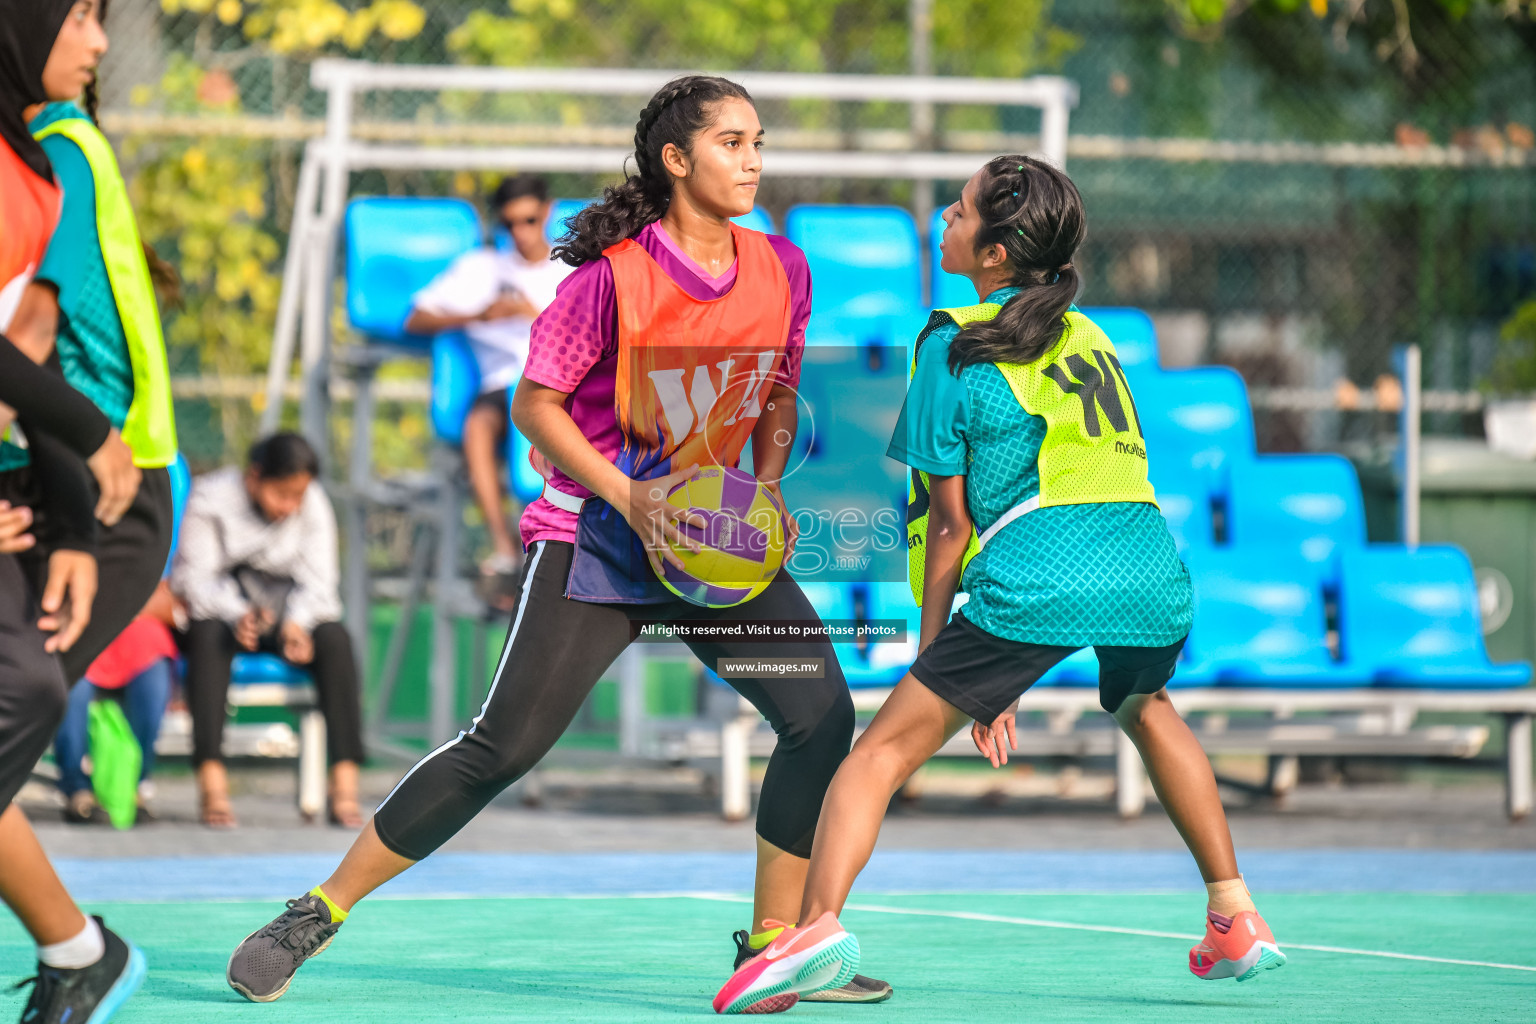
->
xmin=888 ymin=288 xmax=1191 ymax=647
xmin=0 ymin=103 xmax=133 ymax=472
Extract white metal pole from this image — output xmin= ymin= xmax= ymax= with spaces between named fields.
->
xmin=910 ymin=0 xmax=935 ymax=307
xmin=299 ymin=67 xmax=355 ymax=446
xmin=1040 ymin=82 xmax=1074 ymax=169
xmin=1403 ymin=344 xmax=1421 ymax=548
xmin=260 ymin=145 xmax=319 ymax=434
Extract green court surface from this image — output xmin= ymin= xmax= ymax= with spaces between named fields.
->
xmin=3 ymin=893 xmax=1532 ymax=1023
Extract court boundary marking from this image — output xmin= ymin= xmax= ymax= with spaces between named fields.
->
xmin=687 ymin=893 xmax=1536 ymax=974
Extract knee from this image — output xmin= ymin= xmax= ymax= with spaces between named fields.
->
xmin=1113 ymin=689 xmax=1171 ymax=737
xmin=774 ymin=684 xmax=854 ymax=754
xmin=845 ymin=728 xmax=924 ymax=786
xmin=456 ymin=732 xmax=537 ymax=790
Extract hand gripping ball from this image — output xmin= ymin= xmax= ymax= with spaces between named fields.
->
xmin=653 ymin=466 xmax=787 ymax=608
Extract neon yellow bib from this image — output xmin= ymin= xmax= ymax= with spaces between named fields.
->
xmin=905 ymin=305 xmax=1157 ymax=605
xmin=33 ymin=117 xmax=177 ymax=469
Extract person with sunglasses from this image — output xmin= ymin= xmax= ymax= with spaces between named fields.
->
xmin=405 ymin=174 xmax=573 ymax=609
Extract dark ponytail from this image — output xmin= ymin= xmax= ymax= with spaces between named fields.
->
xmin=551 ymin=75 xmax=754 ymax=266
xmin=947 ymin=155 xmax=1086 ymax=373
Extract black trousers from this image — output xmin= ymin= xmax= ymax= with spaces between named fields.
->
xmin=0 ymin=554 xmax=70 ymax=809
xmin=180 ymin=619 xmax=366 ymax=767
xmin=6 ymin=465 xmax=174 ymax=681
xmin=372 ymin=540 xmax=856 ymax=862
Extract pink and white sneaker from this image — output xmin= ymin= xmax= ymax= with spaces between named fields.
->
xmin=1189 ymin=909 xmax=1286 ymax=982
xmin=712 ymin=913 xmax=861 ymax=1015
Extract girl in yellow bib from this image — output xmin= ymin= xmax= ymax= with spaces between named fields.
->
xmin=714 ymin=157 xmax=1284 ymax=1014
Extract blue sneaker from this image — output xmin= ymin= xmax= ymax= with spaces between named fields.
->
xmin=14 ymin=918 xmax=145 ymax=1024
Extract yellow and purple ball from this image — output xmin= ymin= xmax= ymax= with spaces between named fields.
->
xmin=655 ymin=466 xmax=786 ymax=608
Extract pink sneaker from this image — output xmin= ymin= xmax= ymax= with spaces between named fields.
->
xmin=712 ymin=913 xmax=861 ymax=1015
xmin=1189 ymin=910 xmax=1286 ymax=982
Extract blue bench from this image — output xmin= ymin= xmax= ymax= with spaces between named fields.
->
xmin=1227 ymin=454 xmax=1365 ymax=583
xmin=1340 ymin=546 xmax=1531 ymax=688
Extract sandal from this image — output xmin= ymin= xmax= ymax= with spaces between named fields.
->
xmin=62 ymin=791 xmax=106 ymax=825
xmin=200 ymin=790 xmax=238 ymax=828
xmin=327 ymin=797 xmax=364 ymax=829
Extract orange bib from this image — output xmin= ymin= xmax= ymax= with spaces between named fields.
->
xmin=0 ymin=143 xmax=61 ymax=330
xmin=605 ymin=224 xmax=793 ymax=477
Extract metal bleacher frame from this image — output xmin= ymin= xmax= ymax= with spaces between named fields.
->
xmin=253 ymin=61 xmax=1533 ymax=823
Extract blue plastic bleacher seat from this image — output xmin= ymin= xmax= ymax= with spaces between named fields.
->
xmin=1151 ymin=486 xmax=1212 ymax=552
xmin=1339 ymin=546 xmax=1531 ymax=688
xmin=507 ymin=426 xmax=544 ymax=505
xmin=166 ymin=453 xmax=192 ymax=571
xmin=1078 ymin=307 xmax=1159 ymax=377
xmin=345 ymin=197 xmax=482 ymax=346
xmin=786 ymin=205 xmax=925 ymax=346
xmin=928 ymin=209 xmax=974 ymax=310
xmin=542 ymin=197 xmax=591 ymax=244
xmin=1181 ymin=548 xmax=1350 ymax=687
xmin=429 ymin=332 xmax=480 ymax=445
xmin=1228 ymin=454 xmax=1365 ymax=580
xmin=733 ymin=207 xmax=775 ymax=234
xmin=1137 ymin=366 xmax=1255 ymax=500
xmin=846 ymin=582 xmax=921 ymax=688
xmin=1039 ymin=646 xmax=1100 ymax=688
xmin=230 ymin=652 xmax=312 ymax=687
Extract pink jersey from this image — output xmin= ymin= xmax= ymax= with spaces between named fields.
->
xmin=518 ymin=220 xmax=811 ymax=549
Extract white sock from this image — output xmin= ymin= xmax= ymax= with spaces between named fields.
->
xmin=38 ymin=917 xmax=105 ymax=970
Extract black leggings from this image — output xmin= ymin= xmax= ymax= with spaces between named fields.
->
xmin=0 ymin=554 xmax=69 ymax=809
xmin=180 ymin=619 xmax=366 ymax=767
xmin=10 ymin=466 xmax=174 ymax=681
xmin=372 ymin=540 xmax=855 ymax=862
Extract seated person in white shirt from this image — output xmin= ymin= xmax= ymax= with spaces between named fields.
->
xmin=405 ymin=175 xmax=572 ymax=607
xmin=170 ymin=433 xmax=365 ymax=830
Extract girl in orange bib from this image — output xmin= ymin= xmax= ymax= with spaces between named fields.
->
xmin=226 ymin=75 xmax=890 ymax=1008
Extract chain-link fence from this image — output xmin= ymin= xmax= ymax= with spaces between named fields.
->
xmin=93 ymin=0 xmax=1536 ymax=471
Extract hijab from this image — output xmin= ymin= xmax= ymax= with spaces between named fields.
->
xmin=0 ymin=0 xmax=77 ymax=181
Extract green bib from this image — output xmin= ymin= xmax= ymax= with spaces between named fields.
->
xmin=905 ymin=305 xmax=1157 ymax=605
xmin=33 ymin=117 xmax=177 ymax=469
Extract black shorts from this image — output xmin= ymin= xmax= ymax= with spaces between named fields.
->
xmin=911 ymin=610 xmax=1187 ymax=722
xmin=472 ymin=388 xmax=510 ymax=418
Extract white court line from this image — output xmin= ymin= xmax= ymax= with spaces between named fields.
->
xmin=686 ymin=893 xmax=1536 ymax=974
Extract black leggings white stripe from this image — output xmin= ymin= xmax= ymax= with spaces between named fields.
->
xmin=372 ymin=540 xmax=855 ymax=861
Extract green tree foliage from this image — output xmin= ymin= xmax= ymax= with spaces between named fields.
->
xmin=127 ymin=54 xmax=281 ymax=455
xmin=447 ymin=0 xmax=1075 ymax=78
xmin=1492 ymin=299 xmax=1536 ymax=393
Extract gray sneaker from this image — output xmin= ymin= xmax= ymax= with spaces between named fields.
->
xmin=227 ymin=894 xmax=342 ymax=1002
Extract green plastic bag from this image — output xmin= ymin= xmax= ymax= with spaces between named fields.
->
xmin=88 ymin=699 xmax=142 ymax=830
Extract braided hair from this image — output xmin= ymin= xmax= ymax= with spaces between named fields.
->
xmin=552 ymin=75 xmax=754 ymax=266
xmin=947 ymin=155 xmax=1086 ymax=373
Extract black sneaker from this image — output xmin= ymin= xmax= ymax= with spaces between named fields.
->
xmin=227 ymin=894 xmax=342 ymax=1002
xmin=731 ymin=929 xmax=893 ymax=1004
xmin=14 ymin=917 xmax=145 ymax=1024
